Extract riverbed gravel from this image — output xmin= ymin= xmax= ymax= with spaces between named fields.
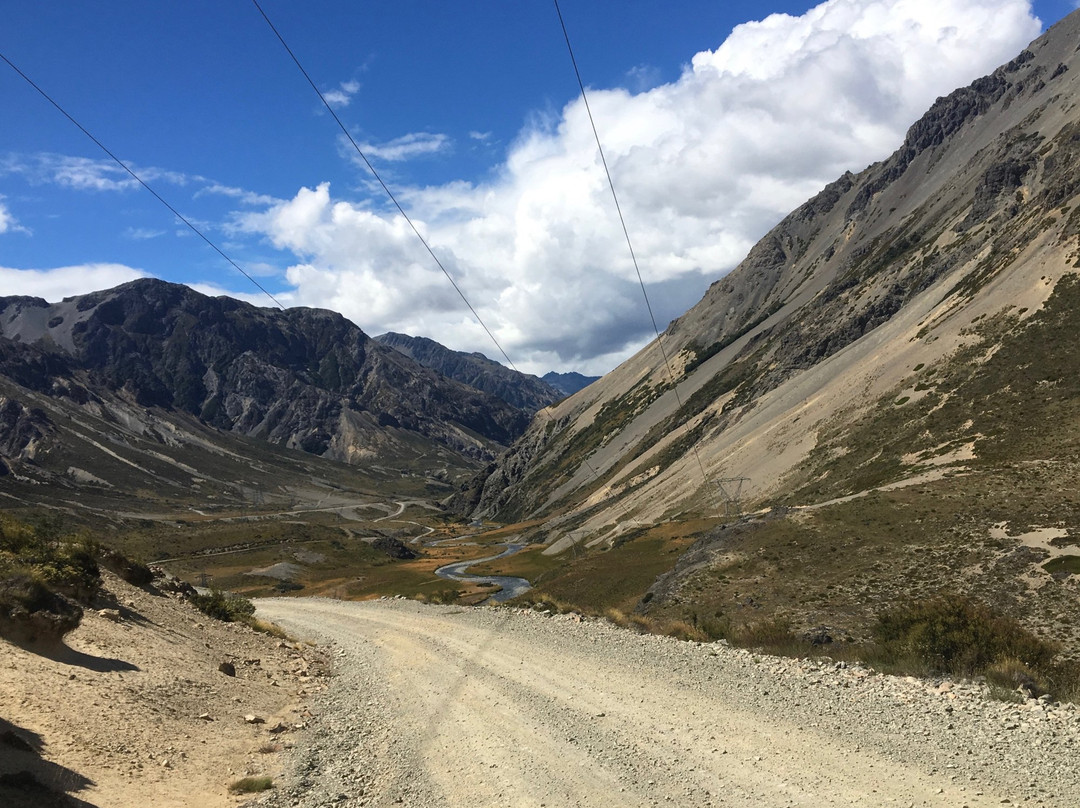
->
xmin=249 ymin=597 xmax=1080 ymax=808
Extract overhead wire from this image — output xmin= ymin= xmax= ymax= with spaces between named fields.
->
xmin=3 ymin=6 xmax=691 ymax=527
xmin=249 ymin=0 xmax=519 ymax=374
xmin=552 ymin=0 xmax=713 ymax=489
xmin=250 ymin=0 xmax=646 ymax=530
xmin=0 ymin=50 xmax=286 ymax=310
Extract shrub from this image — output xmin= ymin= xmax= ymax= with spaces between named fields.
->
xmin=728 ymin=616 xmax=812 ymax=656
xmin=0 ymin=520 xmax=100 ymax=603
xmin=0 ymin=517 xmax=102 ymax=641
xmin=97 ymin=547 xmax=154 ymax=586
xmin=0 ymin=570 xmax=83 ymax=642
xmin=985 ymin=657 xmax=1046 ymax=701
xmin=1046 ymin=659 xmax=1080 ymax=703
xmin=228 ymin=776 xmax=273 ymax=794
xmin=189 ymin=589 xmax=256 ymax=623
xmin=872 ymin=595 xmax=1056 ymax=678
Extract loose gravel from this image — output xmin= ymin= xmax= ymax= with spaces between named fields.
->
xmin=250 ymin=597 xmax=1080 ymax=808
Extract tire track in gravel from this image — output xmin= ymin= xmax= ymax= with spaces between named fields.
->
xmin=253 ymin=598 xmax=1080 ymax=808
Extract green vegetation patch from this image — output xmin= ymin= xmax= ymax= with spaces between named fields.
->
xmin=189 ymin=589 xmax=256 ymax=623
xmin=872 ymin=595 xmax=1056 ymax=677
xmin=511 ymin=524 xmax=703 ymax=615
xmin=468 ymin=545 xmax=566 ymax=581
xmin=1043 ymin=555 xmax=1080 ymax=575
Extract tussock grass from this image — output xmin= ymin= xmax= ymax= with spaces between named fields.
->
xmin=228 ymin=776 xmax=273 ymax=794
xmin=985 ymin=658 xmax=1046 ymax=701
xmin=247 ymin=617 xmax=291 ymax=640
xmin=415 ymin=588 xmax=462 ymax=605
xmin=604 ymin=608 xmax=709 ymax=642
xmin=727 ymin=616 xmax=814 ymax=657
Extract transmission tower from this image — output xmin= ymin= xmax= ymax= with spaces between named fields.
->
xmin=717 ymin=477 xmax=750 ymax=517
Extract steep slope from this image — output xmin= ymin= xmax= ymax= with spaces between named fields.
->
xmin=468 ymin=11 xmax=1080 ymax=638
xmin=374 ymin=331 xmax=562 ymax=412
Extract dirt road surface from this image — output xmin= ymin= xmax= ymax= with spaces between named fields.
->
xmin=253 ymin=597 xmax=1080 ymax=808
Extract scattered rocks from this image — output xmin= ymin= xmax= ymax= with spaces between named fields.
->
xmin=218 ymin=661 xmax=236 ymax=677
xmin=802 ymin=625 xmax=834 ymax=645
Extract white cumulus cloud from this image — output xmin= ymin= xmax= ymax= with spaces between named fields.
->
xmin=0 ymin=198 xmax=28 ymax=235
xmin=0 ymin=264 xmax=148 ymax=301
xmin=323 ymin=79 xmax=361 ymax=109
xmin=241 ymin=0 xmax=1042 ymax=375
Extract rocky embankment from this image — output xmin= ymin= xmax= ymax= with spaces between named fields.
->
xmin=252 ymin=598 xmax=1080 ymax=808
xmin=0 ymin=571 xmax=328 ymax=808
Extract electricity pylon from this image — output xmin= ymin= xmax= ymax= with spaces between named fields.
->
xmin=717 ymin=476 xmax=750 ymax=517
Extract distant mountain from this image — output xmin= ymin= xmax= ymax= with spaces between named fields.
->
xmin=541 ymin=371 xmax=599 ymax=397
xmin=0 ymin=280 xmax=530 ymax=510
xmin=374 ymin=332 xmax=563 ymax=412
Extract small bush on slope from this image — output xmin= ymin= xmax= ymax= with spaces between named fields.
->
xmin=872 ymin=595 xmax=1057 ymax=677
xmin=0 ymin=516 xmax=101 ymax=641
xmin=189 ymin=588 xmax=256 ymax=623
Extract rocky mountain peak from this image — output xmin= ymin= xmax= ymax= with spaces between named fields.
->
xmin=0 ymin=280 xmax=530 ymax=486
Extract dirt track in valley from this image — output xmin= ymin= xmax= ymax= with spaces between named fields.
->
xmin=253 ymin=597 xmax=1080 ymax=808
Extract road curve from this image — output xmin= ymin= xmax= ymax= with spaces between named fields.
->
xmin=253 ymin=598 xmax=1079 ymax=808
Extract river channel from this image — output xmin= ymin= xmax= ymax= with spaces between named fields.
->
xmin=434 ymin=543 xmax=531 ymax=602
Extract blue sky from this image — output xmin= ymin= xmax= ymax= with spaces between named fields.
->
xmin=0 ymin=1 xmax=1074 ymax=374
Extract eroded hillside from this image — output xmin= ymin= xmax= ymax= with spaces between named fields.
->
xmin=465 ymin=12 xmax=1080 ymax=644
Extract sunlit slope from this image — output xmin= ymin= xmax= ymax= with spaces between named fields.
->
xmin=472 ymin=11 xmax=1080 ymax=546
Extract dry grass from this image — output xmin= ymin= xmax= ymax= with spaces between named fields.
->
xmin=248 ymin=618 xmax=291 ymax=640
xmin=228 ymin=776 xmax=273 ymax=794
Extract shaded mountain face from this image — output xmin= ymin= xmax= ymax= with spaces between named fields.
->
xmin=541 ymin=371 xmax=599 ymax=397
xmin=374 ymin=332 xmax=563 ymax=412
xmin=0 ymin=280 xmax=529 ymax=486
xmin=469 ymin=12 xmax=1080 ymax=564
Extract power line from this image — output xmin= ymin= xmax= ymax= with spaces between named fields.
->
xmin=250 ymin=0 xmax=645 ymax=530
xmin=552 ymin=0 xmax=712 ymax=488
xmin=249 ymin=0 xmax=519 ymax=373
xmin=0 ymin=50 xmax=286 ymax=310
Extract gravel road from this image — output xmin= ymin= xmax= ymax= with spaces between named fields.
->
xmin=251 ymin=597 xmax=1080 ymax=808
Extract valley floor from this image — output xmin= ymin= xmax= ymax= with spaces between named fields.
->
xmin=252 ymin=598 xmax=1080 ymax=808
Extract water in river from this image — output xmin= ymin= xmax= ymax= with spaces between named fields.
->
xmin=434 ymin=543 xmax=532 ymax=603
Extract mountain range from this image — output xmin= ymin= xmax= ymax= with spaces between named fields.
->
xmin=4 ymin=12 xmax=1080 ymax=646
xmin=374 ymin=331 xmax=563 ymax=412
xmin=373 ymin=333 xmax=599 ymax=411
xmin=0 ymin=279 xmax=536 ymax=516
